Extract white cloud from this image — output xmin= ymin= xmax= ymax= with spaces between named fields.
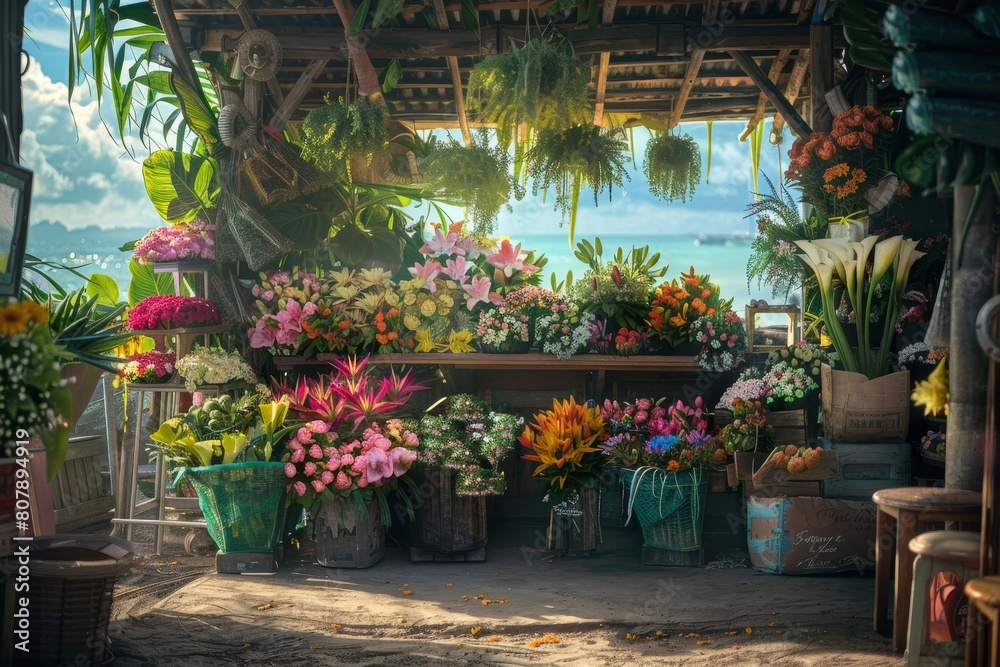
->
xmin=19 ymin=57 xmax=160 ymax=230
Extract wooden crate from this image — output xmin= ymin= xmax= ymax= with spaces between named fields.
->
xmin=733 ymin=452 xmax=827 ymax=498
xmin=766 ymin=407 xmax=820 ymax=446
xmin=409 ymin=468 xmax=488 ymax=562
xmin=51 ymin=435 xmax=114 ymax=532
xmin=314 ymin=500 xmax=385 ymax=569
xmin=547 ymin=487 xmax=600 ymax=553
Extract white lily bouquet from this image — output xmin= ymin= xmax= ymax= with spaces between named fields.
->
xmin=796 ymin=235 xmax=924 ymax=378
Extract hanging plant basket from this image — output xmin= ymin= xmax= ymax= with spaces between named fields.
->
xmin=300 ymin=97 xmax=389 ymax=179
xmin=420 ymin=130 xmax=522 ymax=234
xmin=467 ymin=38 xmax=593 ymax=146
xmin=644 ymin=132 xmax=702 ymax=203
xmin=525 ymin=125 xmax=630 ymax=242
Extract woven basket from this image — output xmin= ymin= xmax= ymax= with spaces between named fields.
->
xmin=182 ymin=462 xmax=288 ymax=553
xmin=621 ymin=467 xmax=709 ymax=551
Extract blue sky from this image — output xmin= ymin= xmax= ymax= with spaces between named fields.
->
xmin=19 ymin=0 xmax=789 ymax=237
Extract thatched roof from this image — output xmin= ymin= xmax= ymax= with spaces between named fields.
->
xmin=165 ymin=0 xmax=837 ymax=133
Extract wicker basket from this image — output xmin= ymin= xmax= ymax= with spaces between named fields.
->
xmin=9 ymin=535 xmax=134 ymax=666
xmin=621 ymin=467 xmax=709 ymax=551
xmin=182 ymin=462 xmax=288 ymax=554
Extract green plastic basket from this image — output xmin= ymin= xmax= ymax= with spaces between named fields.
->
xmin=621 ymin=467 xmax=709 ymax=551
xmin=181 ymin=462 xmax=289 ymax=553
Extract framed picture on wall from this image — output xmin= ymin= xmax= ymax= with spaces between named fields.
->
xmin=0 ymin=158 xmax=32 ymax=297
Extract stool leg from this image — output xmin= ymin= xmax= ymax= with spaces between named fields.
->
xmin=895 ymin=510 xmax=920 ymax=652
xmin=876 ymin=509 xmax=895 ymax=634
xmin=907 ymin=554 xmax=932 ymax=663
xmin=989 ymin=609 xmax=999 ymax=667
xmin=966 ymin=601 xmax=980 ymax=667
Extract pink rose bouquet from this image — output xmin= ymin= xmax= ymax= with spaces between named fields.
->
xmin=118 ymin=351 xmax=175 ymax=383
xmin=127 ymin=295 xmax=222 ymax=330
xmin=132 ymin=221 xmax=215 ymax=263
xmin=283 ymin=418 xmax=419 ymax=513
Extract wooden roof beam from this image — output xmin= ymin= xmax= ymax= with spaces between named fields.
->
xmin=668 ymin=50 xmax=705 ymax=128
xmin=728 ymin=49 xmax=811 ymax=138
xmin=431 ymin=0 xmax=472 ymax=146
xmin=797 ymin=0 xmax=818 ymax=25
xmin=197 ymin=24 xmax=837 ymax=59
xmin=739 ymin=47 xmax=790 ymax=140
xmin=330 ymin=0 xmax=385 ymax=104
xmin=269 ymin=59 xmax=328 ymax=131
xmin=770 ymin=53 xmax=808 ymax=143
xmin=593 ymin=0 xmax=618 ymax=126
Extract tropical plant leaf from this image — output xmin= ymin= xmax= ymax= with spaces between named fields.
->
xmin=349 ymin=0 xmax=372 ymax=35
xmin=381 ymin=58 xmax=402 ymax=93
xmin=127 ymin=258 xmax=176 ymax=307
xmin=142 ymin=149 xmax=220 ymax=223
xmin=372 ymin=0 xmax=405 ymax=28
xmin=85 ymin=273 xmax=121 ymax=307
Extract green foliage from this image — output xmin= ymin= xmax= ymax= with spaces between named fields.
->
xmin=420 ymin=130 xmax=522 ymax=235
xmin=127 ymin=259 xmax=176 ymax=307
xmin=571 ymin=237 xmax=667 ymax=326
xmin=300 ymin=97 xmax=389 ymax=177
xmin=142 ymin=150 xmax=221 ymax=224
xmin=525 ymin=125 xmax=630 ymax=245
xmin=466 ymin=39 xmax=592 ymax=148
xmin=745 ymin=174 xmax=823 ymax=298
xmin=643 ymin=132 xmax=701 ymax=203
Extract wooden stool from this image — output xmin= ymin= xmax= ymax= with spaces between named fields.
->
xmin=965 ymin=576 xmax=1000 ymax=667
xmin=873 ymin=487 xmax=982 ymax=652
xmin=906 ymin=531 xmax=980 ymax=666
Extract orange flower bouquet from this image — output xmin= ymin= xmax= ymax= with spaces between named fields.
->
xmin=646 ymin=267 xmax=733 ymax=347
xmin=519 ymin=397 xmax=607 ymax=504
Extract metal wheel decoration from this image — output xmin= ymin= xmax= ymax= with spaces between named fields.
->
xmin=238 ymin=29 xmax=282 ymax=81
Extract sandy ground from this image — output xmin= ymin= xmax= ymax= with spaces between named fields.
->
xmin=104 ymin=527 xmax=904 ymax=667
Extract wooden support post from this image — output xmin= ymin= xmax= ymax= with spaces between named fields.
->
xmin=330 ymin=0 xmax=386 ymax=106
xmin=431 ymin=0 xmax=472 ymax=146
xmin=225 ymin=0 xmax=285 ymax=106
xmin=593 ymin=0 xmax=617 ymax=126
xmin=728 ymin=50 xmax=811 ymax=138
xmin=150 ymin=0 xmax=202 ymax=94
xmin=809 ymin=24 xmax=833 ymax=133
xmin=797 ymin=0 xmax=817 ymax=25
xmin=669 ymin=50 xmax=705 ymax=128
xmin=771 ymin=54 xmax=809 ymax=143
xmin=268 ymin=59 xmax=329 ymax=131
xmin=948 ymin=184 xmax=997 ymax=491
xmin=740 ymin=48 xmax=791 ymax=141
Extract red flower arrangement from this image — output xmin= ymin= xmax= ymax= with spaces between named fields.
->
xmin=127 ymin=295 xmax=222 ymax=330
xmin=118 ymin=351 xmax=176 ymax=383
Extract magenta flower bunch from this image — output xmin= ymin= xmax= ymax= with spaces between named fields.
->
xmin=117 ymin=351 xmax=175 ymax=383
xmin=127 ymin=295 xmax=222 ymax=330
xmin=283 ymin=418 xmax=419 ymax=509
xmin=132 ymin=221 xmax=215 ymax=263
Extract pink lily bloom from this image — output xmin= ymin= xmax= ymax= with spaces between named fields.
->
xmin=419 ymin=227 xmax=463 ymax=256
xmin=462 ymin=275 xmax=494 ymax=310
xmin=390 ymin=447 xmax=418 ymax=476
xmin=365 ymin=448 xmax=394 ymax=484
xmin=443 ymin=256 xmax=471 ymax=282
xmin=248 ymin=316 xmax=277 ymax=348
xmin=408 ymin=259 xmax=442 ymax=292
xmin=486 ymin=240 xmax=530 ymax=277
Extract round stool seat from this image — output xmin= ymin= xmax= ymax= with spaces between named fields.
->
xmin=908 ymin=530 xmax=981 ymax=569
xmin=966 ymin=576 xmax=1000 ymax=609
xmin=872 ymin=486 xmax=982 ymax=510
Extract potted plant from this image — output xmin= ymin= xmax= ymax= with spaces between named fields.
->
xmin=534 ymin=297 xmax=595 ymax=360
xmin=300 ymin=96 xmax=389 ymax=182
xmin=273 ymin=355 xmax=425 ymax=567
xmin=691 ymin=310 xmax=747 ymax=373
xmin=117 ymin=350 xmax=176 ymax=385
xmin=570 ymin=237 xmax=667 ymax=332
xmin=646 ymin=267 xmax=733 ymax=354
xmin=614 ymin=397 xmax=721 ymax=554
xmin=410 ymin=394 xmax=522 ymax=560
xmin=644 ymin=132 xmax=702 ymax=203
xmin=132 ymin=221 xmax=215 ymax=264
xmin=0 ymin=299 xmax=72 ymax=481
xmin=475 ymin=306 xmax=532 ymax=353
xmin=518 ymin=397 xmax=607 ymax=553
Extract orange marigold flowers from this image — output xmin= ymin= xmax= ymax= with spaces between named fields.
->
xmin=667 ymin=460 xmax=680 ymax=472
xmin=823 ymin=163 xmax=851 ymax=182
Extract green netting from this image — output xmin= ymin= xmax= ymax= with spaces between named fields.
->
xmin=181 ymin=462 xmax=289 ymax=553
xmin=621 ymin=467 xmax=709 ymax=551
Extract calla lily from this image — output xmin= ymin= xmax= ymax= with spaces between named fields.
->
xmin=894 ymin=239 xmax=925 ymax=292
xmin=871 ymin=235 xmax=903 ymax=285
xmin=795 ymin=240 xmax=829 ymax=266
xmin=189 ymin=439 xmax=216 ymax=467
xmin=260 ymin=399 xmax=289 ymax=432
xmin=813 ymin=238 xmax=852 ymax=264
xmin=220 ymin=433 xmax=249 ymax=464
xmin=850 ymin=236 xmax=878 ymax=292
xmin=842 ymin=259 xmax=858 ymax=306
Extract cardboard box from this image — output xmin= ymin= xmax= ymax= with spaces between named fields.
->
xmin=821 ymin=364 xmax=910 ymax=442
xmin=818 ymin=439 xmax=912 ymax=501
xmin=747 ymin=496 xmax=877 ymax=575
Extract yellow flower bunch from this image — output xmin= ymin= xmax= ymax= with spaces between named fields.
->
xmin=398 ymin=278 xmax=474 ymax=354
xmin=518 ymin=397 xmax=607 ymax=504
xmin=912 ymin=358 xmax=949 ymax=417
xmin=0 ymin=300 xmax=49 ymax=336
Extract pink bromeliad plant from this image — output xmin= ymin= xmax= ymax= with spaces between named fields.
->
xmin=272 ymin=355 xmax=426 ymax=432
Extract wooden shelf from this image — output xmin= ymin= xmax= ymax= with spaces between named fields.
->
xmin=309 ymin=352 xmax=701 ymax=372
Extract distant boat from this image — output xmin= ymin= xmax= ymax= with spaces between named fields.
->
xmin=693 ymin=234 xmax=728 ymax=247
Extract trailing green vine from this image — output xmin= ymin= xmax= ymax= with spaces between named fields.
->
xmin=525 ymin=125 xmax=630 ymax=245
xmin=420 ymin=130 xmax=523 ymax=235
xmin=466 ymin=38 xmax=593 ymax=148
xmin=300 ymin=96 xmax=389 ymax=177
xmin=643 ymin=132 xmax=702 ymax=202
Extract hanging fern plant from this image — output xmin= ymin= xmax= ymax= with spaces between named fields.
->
xmin=525 ymin=125 xmax=630 ymax=244
xmin=467 ymin=38 xmax=593 ymax=148
xmin=643 ymin=132 xmax=702 ymax=203
xmin=300 ymin=96 xmax=389 ymax=177
xmin=420 ymin=130 xmax=523 ymax=235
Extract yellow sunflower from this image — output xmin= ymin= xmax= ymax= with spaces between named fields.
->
xmin=0 ymin=304 xmax=30 ymax=336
